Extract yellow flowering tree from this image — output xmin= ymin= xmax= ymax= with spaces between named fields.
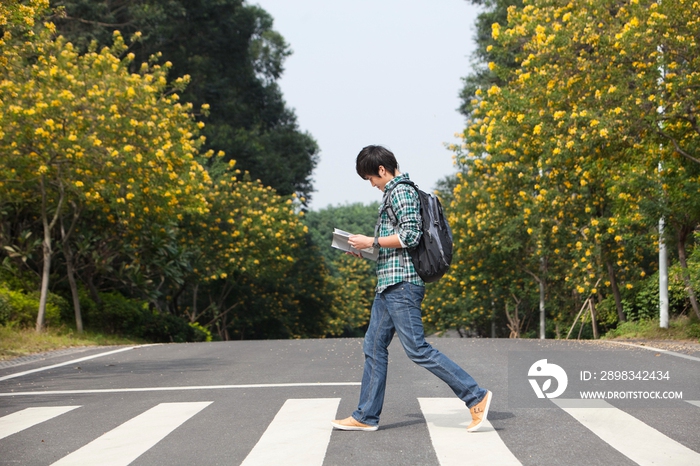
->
xmin=0 ymin=16 xmax=212 ymax=331
xmin=484 ymin=0 xmax=649 ymax=320
xmin=174 ymin=162 xmax=330 ymax=339
xmin=495 ymin=0 xmax=700 ymax=319
xmin=325 ymin=253 xmax=374 ymax=336
xmin=439 ymin=0 xmax=700 ymax=336
xmin=0 ymin=3 xmax=334 ymax=340
xmin=0 ymin=0 xmax=48 ymax=32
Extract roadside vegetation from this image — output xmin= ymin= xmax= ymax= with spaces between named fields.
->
xmin=2 ymin=0 xmax=699 ymax=359
xmin=0 ymin=325 xmax=140 ymax=361
xmin=603 ymin=316 xmax=700 ymax=341
xmin=421 ymin=0 xmax=700 ymax=341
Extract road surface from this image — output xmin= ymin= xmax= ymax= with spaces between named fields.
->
xmin=1 ymin=337 xmax=699 ymax=465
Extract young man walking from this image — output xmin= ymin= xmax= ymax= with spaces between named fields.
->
xmin=331 ymin=145 xmax=492 ymax=433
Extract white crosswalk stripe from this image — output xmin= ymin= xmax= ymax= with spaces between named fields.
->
xmin=1 ymin=398 xmax=699 ymax=465
xmin=0 ymin=406 xmax=80 ymax=440
xmin=50 ymin=402 xmax=212 ymax=466
xmin=553 ymin=399 xmax=700 ymax=466
xmin=418 ymin=398 xmax=521 ymax=466
xmin=240 ymin=398 xmax=340 ymax=466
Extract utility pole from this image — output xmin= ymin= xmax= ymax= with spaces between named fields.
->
xmin=659 ymin=216 xmax=669 ymax=328
xmin=657 ymin=31 xmax=669 ymax=329
xmin=539 ymin=258 xmax=546 ymax=339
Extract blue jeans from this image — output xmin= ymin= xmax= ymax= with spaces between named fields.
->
xmin=352 ymin=282 xmax=487 ymax=426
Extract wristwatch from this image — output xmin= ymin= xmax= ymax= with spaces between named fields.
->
xmin=373 ymin=237 xmax=380 ymax=249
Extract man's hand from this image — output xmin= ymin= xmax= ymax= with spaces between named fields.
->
xmin=348 ymin=234 xmax=373 ymax=250
xmin=347 ymin=234 xmax=402 ymax=255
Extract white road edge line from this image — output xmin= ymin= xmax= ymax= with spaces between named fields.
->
xmin=605 ymin=341 xmax=700 ymax=362
xmin=0 ymin=382 xmax=362 ymax=397
xmin=0 ymin=346 xmax=154 ymax=382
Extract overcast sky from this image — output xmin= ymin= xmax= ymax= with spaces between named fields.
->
xmin=251 ymin=0 xmax=481 ymax=210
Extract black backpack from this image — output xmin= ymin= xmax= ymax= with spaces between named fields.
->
xmin=375 ymin=180 xmax=453 ymax=283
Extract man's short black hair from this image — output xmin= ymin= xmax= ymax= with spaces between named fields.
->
xmin=356 ymin=145 xmax=398 ymax=179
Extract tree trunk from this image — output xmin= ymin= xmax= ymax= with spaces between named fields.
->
xmin=505 ymin=302 xmax=521 ymax=338
xmin=189 ymin=282 xmax=199 ymax=323
xmin=224 ymin=314 xmax=230 ymax=341
xmin=36 ymin=233 xmax=51 ymax=332
xmin=606 ymin=261 xmax=626 ymax=322
xmin=589 ymin=299 xmax=599 ymax=339
xmin=61 ymin=203 xmax=83 ymax=332
xmin=539 ymin=257 xmax=546 ymax=339
xmin=64 ymin=244 xmax=83 ymax=333
xmin=86 ymin=273 xmax=102 ymax=305
xmin=36 ymin=176 xmax=64 ymax=332
xmin=677 ymin=226 xmax=700 ymax=319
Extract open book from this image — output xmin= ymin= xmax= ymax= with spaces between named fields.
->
xmin=331 ymin=228 xmax=379 ymax=261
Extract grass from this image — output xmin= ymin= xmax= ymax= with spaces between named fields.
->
xmin=602 ymin=315 xmax=700 ymax=342
xmin=0 ymin=325 xmax=143 ymax=361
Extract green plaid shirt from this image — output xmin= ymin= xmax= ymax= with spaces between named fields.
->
xmin=375 ymin=173 xmax=424 ymax=293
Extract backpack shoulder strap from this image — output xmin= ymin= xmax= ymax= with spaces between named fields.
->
xmin=373 ymin=186 xmax=393 ymax=242
xmin=393 ymin=179 xmax=418 ymax=190
xmin=373 ymin=179 xmax=421 ymax=249
xmin=382 ymin=179 xmax=419 ymax=226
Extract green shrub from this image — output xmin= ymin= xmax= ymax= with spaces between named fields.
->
xmin=603 ymin=315 xmax=700 ymax=340
xmin=596 ymin=268 xmax=690 ymax=326
xmin=188 ymin=321 xmax=213 ymax=342
xmin=140 ymin=308 xmax=196 ymax=343
xmin=0 ymin=284 xmax=63 ymax=328
xmin=594 ymin=297 xmax=632 ymax=327
xmin=687 ymin=322 xmax=700 ymax=339
xmin=0 ymin=282 xmax=209 ymax=343
xmin=80 ymin=291 xmax=203 ymax=342
xmin=82 ymin=291 xmax=146 ymax=336
xmin=0 ymin=291 xmax=9 ymax=325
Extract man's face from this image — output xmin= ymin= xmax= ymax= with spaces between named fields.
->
xmin=365 ymin=165 xmax=394 ymax=192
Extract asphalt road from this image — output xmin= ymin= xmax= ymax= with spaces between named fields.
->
xmin=0 ymin=338 xmax=699 ymax=465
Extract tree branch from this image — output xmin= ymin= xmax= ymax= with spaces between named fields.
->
xmin=62 ymin=15 xmax=132 ymax=28
xmin=655 ymin=124 xmax=700 ymax=165
xmin=522 ymin=266 xmax=542 ymax=284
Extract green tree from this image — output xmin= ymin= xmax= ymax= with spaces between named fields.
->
xmin=326 ymin=253 xmax=374 ymax=336
xmin=304 ymin=203 xmax=380 ymax=335
xmin=459 ymin=0 xmax=523 ymax=119
xmin=54 ymin=0 xmax=319 ymax=202
xmin=304 ymin=202 xmax=380 ymax=271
